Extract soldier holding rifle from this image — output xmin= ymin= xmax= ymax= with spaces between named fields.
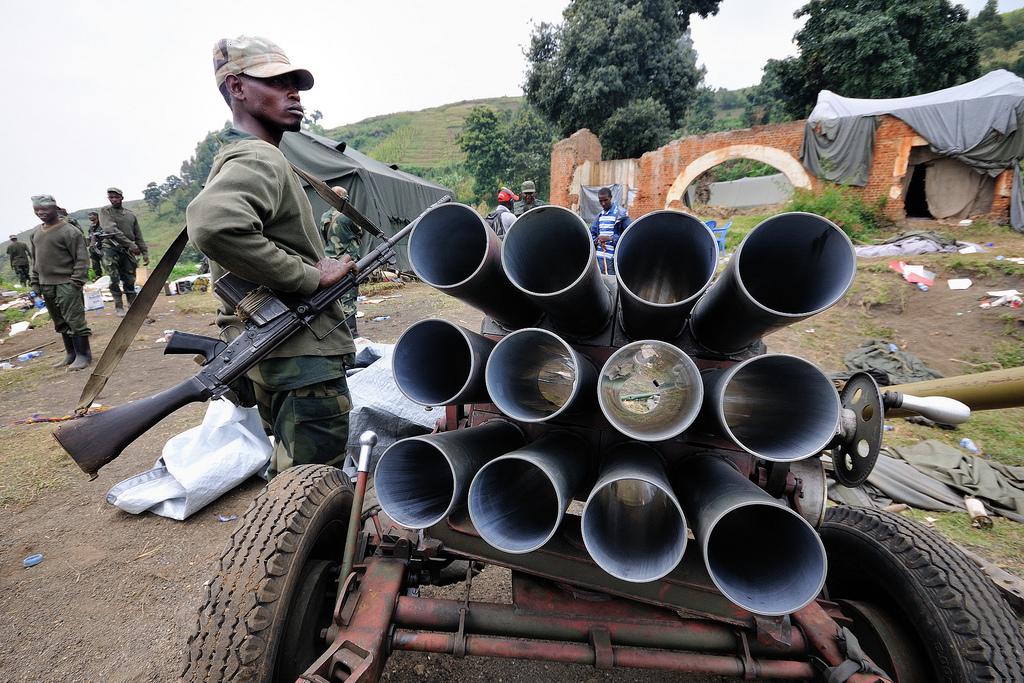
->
xmin=98 ymin=187 xmax=148 ymax=315
xmin=186 ymin=36 xmax=357 ymax=477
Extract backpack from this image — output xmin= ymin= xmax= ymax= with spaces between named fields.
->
xmin=485 ymin=210 xmax=506 ymax=238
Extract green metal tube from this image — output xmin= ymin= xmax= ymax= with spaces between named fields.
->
xmin=887 ymin=367 xmax=1024 ymax=412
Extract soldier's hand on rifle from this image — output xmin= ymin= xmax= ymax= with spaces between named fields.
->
xmin=129 ymin=245 xmax=141 ymax=256
xmin=316 ymin=254 xmax=356 ymax=289
xmin=143 ymin=256 xmax=150 ymax=266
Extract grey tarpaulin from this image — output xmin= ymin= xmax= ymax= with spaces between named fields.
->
xmin=803 ymin=70 xmax=1024 ymax=231
xmin=839 ymin=339 xmax=943 ymax=386
xmin=579 ymin=184 xmax=626 ymax=225
xmin=345 ymin=341 xmax=434 ymax=469
xmin=279 ymin=130 xmax=453 ymax=270
xmin=854 ymin=230 xmax=960 ymax=258
xmin=829 ymin=441 xmax=1024 ymax=523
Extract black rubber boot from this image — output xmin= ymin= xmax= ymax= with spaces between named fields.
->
xmin=68 ymin=336 xmax=92 ymax=371
xmin=125 ymin=290 xmax=137 ymax=307
xmin=53 ymin=333 xmax=75 ymax=368
xmin=113 ymin=293 xmax=125 ymax=316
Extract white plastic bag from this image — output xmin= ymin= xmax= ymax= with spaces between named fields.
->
xmin=106 ymin=399 xmax=271 ymax=520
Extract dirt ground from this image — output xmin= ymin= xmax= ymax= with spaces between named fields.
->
xmin=0 ymin=237 xmax=1022 ymax=682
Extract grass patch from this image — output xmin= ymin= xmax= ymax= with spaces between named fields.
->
xmin=173 ymin=290 xmax=219 ymax=315
xmin=0 ymin=360 xmax=54 ymax=392
xmin=361 ymin=280 xmax=406 ymax=297
xmin=845 ymin=270 xmax=907 ymax=313
xmin=857 ymin=320 xmax=896 ymax=339
xmin=786 ymin=185 xmax=889 ymax=242
xmin=0 ymin=424 xmax=75 ymax=508
xmin=885 ymin=407 xmax=1024 ymax=468
xmin=902 ymin=508 xmax=1024 ymax=578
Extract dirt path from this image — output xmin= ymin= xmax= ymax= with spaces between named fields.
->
xmin=0 ymin=263 xmax=1020 ymax=682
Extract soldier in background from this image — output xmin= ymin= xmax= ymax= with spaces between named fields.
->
xmin=320 ymin=186 xmax=363 ymax=335
xmin=99 ymin=187 xmax=149 ymax=315
xmin=57 ymin=207 xmax=82 ymax=231
xmin=513 ymin=179 xmax=547 ymax=216
xmin=27 ymin=195 xmax=92 ymax=370
xmin=6 ymin=235 xmax=31 ymax=287
xmin=86 ymin=211 xmax=103 ymax=279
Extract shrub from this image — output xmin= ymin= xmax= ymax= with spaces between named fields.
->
xmin=786 ymin=185 xmax=889 ymax=241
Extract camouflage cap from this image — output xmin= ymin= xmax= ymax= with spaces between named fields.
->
xmin=107 ymin=187 xmax=123 ymax=196
xmin=520 ymin=180 xmax=536 ymax=193
xmin=31 ymin=194 xmax=57 ymax=208
xmin=213 ymin=36 xmax=314 ymax=91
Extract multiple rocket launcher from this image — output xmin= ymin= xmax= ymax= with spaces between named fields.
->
xmin=375 ymin=202 xmax=858 ymax=617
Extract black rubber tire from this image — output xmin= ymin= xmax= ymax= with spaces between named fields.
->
xmin=820 ymin=506 xmax=1024 ymax=683
xmin=183 ymin=465 xmax=354 ymax=683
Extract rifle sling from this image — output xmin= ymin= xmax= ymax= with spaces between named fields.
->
xmin=289 ymin=163 xmax=384 ymax=239
xmin=75 ymin=225 xmax=190 ymax=414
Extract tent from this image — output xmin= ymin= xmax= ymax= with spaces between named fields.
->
xmin=279 ymin=130 xmax=453 ymax=270
xmin=802 ymin=70 xmax=1024 ymax=230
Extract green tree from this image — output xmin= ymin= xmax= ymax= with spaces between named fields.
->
xmin=505 ymin=105 xmax=556 ymax=199
xmin=524 ymin=0 xmax=720 ymax=157
xmin=458 ymin=106 xmax=513 ymax=201
xmin=142 ymin=182 xmax=163 ymax=210
xmin=602 ymin=98 xmax=673 ymax=157
xmin=744 ymin=59 xmax=796 ymax=126
xmin=770 ymin=0 xmax=980 ymax=118
xmin=681 ymin=86 xmax=716 ymax=135
xmin=973 ymin=0 xmax=1013 ymax=50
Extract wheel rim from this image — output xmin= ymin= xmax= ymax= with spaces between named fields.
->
xmin=836 ymin=599 xmax=931 ymax=683
xmin=275 ymin=559 xmax=339 ymax=682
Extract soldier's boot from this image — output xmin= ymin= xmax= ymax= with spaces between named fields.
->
xmin=113 ymin=294 xmax=125 ymax=317
xmin=67 ymin=336 xmax=92 ymax=371
xmin=125 ymin=290 xmax=137 ymax=308
xmin=53 ymin=333 xmax=76 ymax=368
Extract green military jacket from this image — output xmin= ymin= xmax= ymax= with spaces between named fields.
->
xmin=98 ymin=205 xmax=148 ymax=258
xmin=186 ymin=128 xmax=355 ymax=363
xmin=512 ymin=197 xmax=547 ymax=217
xmin=6 ymin=240 xmax=30 ymax=267
xmin=319 ymin=209 xmax=362 ymax=259
xmin=28 ymin=220 xmax=89 ymax=287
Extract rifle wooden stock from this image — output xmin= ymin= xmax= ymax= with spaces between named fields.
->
xmin=53 ymin=377 xmax=209 ymax=478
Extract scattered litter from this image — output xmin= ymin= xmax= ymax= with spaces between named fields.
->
xmin=164 ymin=329 xmax=175 ymax=336
xmin=965 ymin=496 xmax=993 ymax=529
xmin=355 ymin=311 xmax=365 ymax=318
xmin=8 ymin=321 xmax=30 ymax=337
xmin=31 ymin=308 xmax=48 ymax=320
xmin=83 ymin=289 xmax=103 ymax=311
xmin=958 ymin=219 xmax=973 ymax=226
xmin=155 ymin=337 xmax=167 ymax=343
xmin=0 ymin=362 xmax=13 ymax=370
xmin=371 ymin=316 xmax=391 ymax=322
xmin=996 ymin=255 xmax=1005 ymax=261
xmin=363 ymin=298 xmax=385 ymax=304
xmin=958 ymin=245 xmax=982 ymax=254
xmin=947 ymin=278 xmax=972 ymax=290
xmin=217 ymin=514 xmax=238 ymax=523
xmin=888 ymin=343 xmax=899 ymax=352
xmin=889 ymin=260 xmax=936 ymax=287
xmin=980 ymin=294 xmax=1023 ymax=309
xmin=923 ymin=516 xmax=938 ymax=527
xmin=987 ymin=289 xmax=1021 ymax=297
xmin=959 ymin=437 xmax=980 ymax=454
xmin=884 ymin=503 xmax=908 ymax=513
xmin=985 ymin=242 xmax=995 ymax=247
xmin=22 ymin=554 xmax=43 ymax=568
xmin=883 ymin=424 xmax=895 ymax=432
xmin=16 ymin=351 xmax=42 ymax=361
xmin=917 ymin=283 xmax=929 ymax=292
xmin=0 ymin=297 xmax=32 ymax=312
xmin=1006 ymin=256 xmax=1024 ymax=264
xmin=805 ymin=328 xmax=815 ymax=333
xmin=1 ymin=290 xmax=18 ymax=297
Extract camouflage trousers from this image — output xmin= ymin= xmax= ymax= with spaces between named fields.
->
xmin=13 ymin=264 xmax=29 ymax=285
xmin=249 ymin=354 xmax=354 ymax=478
xmin=39 ymin=283 xmax=91 ymax=336
xmin=90 ymin=253 xmax=103 ymax=279
xmin=101 ymin=246 xmax=137 ymax=298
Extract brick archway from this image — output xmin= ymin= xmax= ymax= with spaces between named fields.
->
xmin=663 ymin=144 xmax=812 ymax=209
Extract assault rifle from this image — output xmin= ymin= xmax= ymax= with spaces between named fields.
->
xmin=54 ymin=195 xmax=451 ymax=478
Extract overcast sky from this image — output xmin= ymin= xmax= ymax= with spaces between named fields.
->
xmin=1 ymin=0 xmax=1019 ymax=228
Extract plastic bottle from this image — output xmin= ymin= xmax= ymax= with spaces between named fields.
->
xmin=959 ymin=437 xmax=979 ymax=454
xmin=916 ymin=283 xmax=929 ymax=292
xmin=17 ymin=351 xmax=42 ymax=361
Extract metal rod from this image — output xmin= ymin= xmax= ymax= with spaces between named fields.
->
xmin=675 ymin=454 xmax=828 ymax=617
xmin=340 ymin=431 xmax=377 ymax=582
xmin=690 ymin=212 xmax=856 ymax=353
xmin=502 ymin=205 xmax=613 ymax=336
xmin=408 ymin=202 xmax=540 ymax=329
xmin=391 ymin=631 xmax=814 ymax=678
xmin=392 ymin=595 xmax=807 ymax=654
xmin=598 ymin=340 xmax=703 ymax=441
xmin=484 ymin=328 xmax=597 ymax=422
xmin=468 ymin=431 xmax=589 ymax=554
xmin=374 ymin=420 xmax=525 ymax=529
xmin=581 ymin=443 xmax=688 ymax=583
xmin=615 ymin=210 xmax=718 ymax=341
xmin=393 ymin=318 xmax=495 ymax=406
xmin=701 ymin=353 xmax=840 ymax=462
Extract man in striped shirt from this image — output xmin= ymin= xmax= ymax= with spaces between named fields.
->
xmin=589 ymin=187 xmax=631 ymax=275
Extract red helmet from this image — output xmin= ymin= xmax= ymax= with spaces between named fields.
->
xmin=497 ymin=187 xmax=519 ymax=203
